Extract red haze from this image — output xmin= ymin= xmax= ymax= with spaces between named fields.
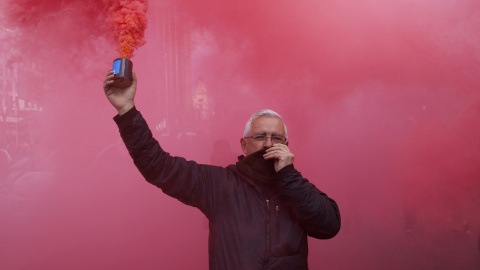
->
xmin=1 ymin=0 xmax=479 ymax=269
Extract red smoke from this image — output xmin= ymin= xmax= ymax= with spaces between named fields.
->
xmin=1 ymin=0 xmax=480 ymax=269
xmin=106 ymin=0 xmax=148 ymax=59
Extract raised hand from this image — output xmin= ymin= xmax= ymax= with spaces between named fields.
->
xmin=103 ymin=69 xmax=137 ymax=115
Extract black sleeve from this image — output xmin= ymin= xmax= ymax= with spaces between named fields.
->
xmin=275 ymin=164 xmax=341 ymax=239
xmin=114 ymin=107 xmax=226 ymax=218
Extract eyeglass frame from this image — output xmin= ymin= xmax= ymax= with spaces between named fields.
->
xmin=244 ymin=134 xmax=287 ymax=144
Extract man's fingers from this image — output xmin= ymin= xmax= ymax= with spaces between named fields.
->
xmin=104 ymin=75 xmax=114 ymax=83
xmin=263 ymin=150 xmax=284 ymax=159
xmin=103 ymin=69 xmax=115 ymax=92
xmin=265 ymin=144 xmax=289 ymax=154
xmin=263 ymin=144 xmax=294 ymax=160
xmin=103 ymin=80 xmax=111 ymax=91
xmin=103 ymin=80 xmax=116 ymax=95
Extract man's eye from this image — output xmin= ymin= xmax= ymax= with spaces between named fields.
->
xmin=253 ymin=135 xmax=266 ymax=141
xmin=272 ymin=136 xmax=284 ymax=142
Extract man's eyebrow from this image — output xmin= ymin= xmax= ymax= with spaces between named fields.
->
xmin=252 ymin=133 xmax=284 ymax=137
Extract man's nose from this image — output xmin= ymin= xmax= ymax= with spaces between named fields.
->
xmin=264 ymin=137 xmax=274 ymax=148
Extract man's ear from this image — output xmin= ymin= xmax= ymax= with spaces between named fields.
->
xmin=240 ymin=138 xmax=247 ymax=154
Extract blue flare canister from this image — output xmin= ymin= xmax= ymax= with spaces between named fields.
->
xmin=112 ymin=58 xmax=133 ymax=88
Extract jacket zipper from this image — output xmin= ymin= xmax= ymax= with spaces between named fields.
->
xmin=264 ymin=199 xmax=271 ymax=269
xmin=276 ymin=205 xmax=280 ymax=244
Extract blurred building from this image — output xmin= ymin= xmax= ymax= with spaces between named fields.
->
xmin=193 ymin=80 xmax=212 ymax=123
xmin=0 ymin=60 xmax=43 ymax=151
xmin=149 ymin=1 xmax=195 ymax=134
xmin=0 ymin=61 xmax=20 ymax=149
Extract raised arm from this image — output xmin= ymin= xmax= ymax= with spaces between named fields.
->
xmin=103 ymin=70 xmax=224 ymax=218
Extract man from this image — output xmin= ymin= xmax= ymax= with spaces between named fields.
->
xmin=103 ymin=70 xmax=341 ymax=270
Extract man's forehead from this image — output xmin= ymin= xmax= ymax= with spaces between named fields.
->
xmin=251 ymin=116 xmax=284 ymax=131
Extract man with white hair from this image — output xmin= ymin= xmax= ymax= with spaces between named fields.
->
xmin=103 ymin=70 xmax=341 ymax=270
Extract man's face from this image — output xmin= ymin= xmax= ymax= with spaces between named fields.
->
xmin=240 ymin=116 xmax=288 ymax=156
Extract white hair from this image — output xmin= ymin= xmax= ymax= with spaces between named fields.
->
xmin=243 ymin=109 xmax=288 ymax=140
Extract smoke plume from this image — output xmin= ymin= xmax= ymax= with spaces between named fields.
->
xmin=106 ymin=0 xmax=148 ymax=59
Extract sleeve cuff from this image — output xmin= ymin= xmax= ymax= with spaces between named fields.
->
xmin=275 ymin=164 xmax=296 ymax=179
xmin=113 ymin=106 xmax=138 ymax=125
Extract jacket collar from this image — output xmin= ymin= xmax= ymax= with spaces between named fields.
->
xmin=235 ymin=148 xmax=278 ymax=197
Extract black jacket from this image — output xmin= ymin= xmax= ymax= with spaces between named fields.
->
xmin=114 ymin=107 xmax=341 ymax=270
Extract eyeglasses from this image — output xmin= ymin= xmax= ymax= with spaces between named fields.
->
xmin=244 ymin=134 xmax=286 ymax=144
